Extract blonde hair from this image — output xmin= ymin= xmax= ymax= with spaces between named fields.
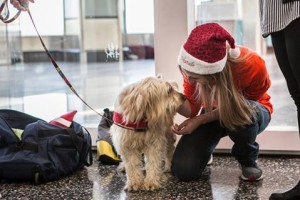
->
xmin=195 ymin=52 xmax=256 ymax=131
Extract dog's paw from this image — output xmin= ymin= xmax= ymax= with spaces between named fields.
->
xmin=143 ymin=180 xmax=161 ymax=191
xmin=160 ymin=174 xmax=168 ymax=184
xmin=163 ymin=168 xmax=171 ymax=173
xmin=163 ymin=163 xmax=172 ymax=173
xmin=124 ymin=181 xmax=144 ymax=192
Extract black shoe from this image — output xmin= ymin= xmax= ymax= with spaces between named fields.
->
xmin=269 ymin=181 xmax=300 ymax=200
xmin=240 ymin=163 xmax=263 ymax=181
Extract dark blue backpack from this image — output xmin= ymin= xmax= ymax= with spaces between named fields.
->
xmin=0 ymin=109 xmax=93 ymax=184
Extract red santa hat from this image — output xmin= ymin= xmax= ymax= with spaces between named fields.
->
xmin=178 ymin=23 xmax=240 ymax=75
xmin=50 ymin=110 xmax=77 ymax=128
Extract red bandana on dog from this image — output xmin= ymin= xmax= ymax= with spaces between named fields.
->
xmin=113 ymin=112 xmax=148 ymax=131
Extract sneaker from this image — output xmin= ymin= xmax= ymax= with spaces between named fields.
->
xmin=240 ymin=163 xmax=263 ymax=181
xmin=207 ymin=154 xmax=213 ymax=165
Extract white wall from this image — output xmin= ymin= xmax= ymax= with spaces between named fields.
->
xmin=153 ymin=0 xmax=188 ymax=87
xmin=83 ymin=19 xmax=119 ymax=50
xmin=153 ymin=0 xmax=190 ymax=126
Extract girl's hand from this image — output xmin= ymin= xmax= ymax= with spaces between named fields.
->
xmin=172 ymin=117 xmax=200 ymax=135
xmin=10 ymin=0 xmax=34 ymax=11
xmin=172 ymin=110 xmax=218 ymax=135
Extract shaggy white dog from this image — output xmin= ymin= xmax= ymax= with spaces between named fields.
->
xmin=111 ymin=76 xmax=186 ymax=192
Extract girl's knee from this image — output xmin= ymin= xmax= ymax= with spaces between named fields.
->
xmin=172 ymin=166 xmax=201 ymax=181
xmin=171 ymin=160 xmax=204 ymax=181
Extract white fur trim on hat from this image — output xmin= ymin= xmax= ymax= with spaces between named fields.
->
xmin=178 ymin=46 xmax=227 ymax=75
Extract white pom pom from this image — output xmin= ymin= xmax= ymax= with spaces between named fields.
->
xmin=229 ymin=48 xmax=240 ymax=59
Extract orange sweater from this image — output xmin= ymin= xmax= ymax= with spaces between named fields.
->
xmin=183 ymin=46 xmax=273 ymax=117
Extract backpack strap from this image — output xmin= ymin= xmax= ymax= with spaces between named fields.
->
xmin=65 ymin=128 xmax=93 ymax=166
xmin=14 ymin=141 xmax=38 ymax=152
xmin=38 ymin=128 xmax=93 ymax=166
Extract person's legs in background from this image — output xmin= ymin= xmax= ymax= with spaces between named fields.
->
xmin=269 ymin=17 xmax=300 ymax=200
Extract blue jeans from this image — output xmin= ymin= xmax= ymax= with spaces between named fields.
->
xmin=171 ymin=101 xmax=271 ymax=181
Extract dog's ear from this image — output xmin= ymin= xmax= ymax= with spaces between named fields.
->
xmin=156 ymin=73 xmax=163 ymax=79
xmin=168 ymin=81 xmax=179 ymax=90
xmin=120 ymin=90 xmax=146 ymax=122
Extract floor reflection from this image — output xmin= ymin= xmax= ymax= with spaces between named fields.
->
xmin=0 ymin=154 xmax=299 ymax=199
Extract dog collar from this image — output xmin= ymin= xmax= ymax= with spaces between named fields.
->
xmin=113 ymin=112 xmax=148 ymax=132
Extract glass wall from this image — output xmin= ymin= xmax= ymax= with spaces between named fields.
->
xmin=0 ymin=0 xmax=297 ymax=132
xmin=0 ymin=0 xmax=155 ymax=125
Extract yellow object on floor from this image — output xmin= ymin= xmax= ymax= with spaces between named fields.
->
xmin=96 ymin=140 xmax=121 ymax=165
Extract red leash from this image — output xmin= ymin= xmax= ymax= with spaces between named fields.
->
xmin=26 ymin=10 xmax=103 ymax=117
xmin=27 ymin=11 xmax=146 ymax=131
xmin=0 ymin=0 xmax=21 ymax=23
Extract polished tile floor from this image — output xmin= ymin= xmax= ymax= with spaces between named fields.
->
xmin=0 ymin=153 xmax=299 ymax=200
xmin=0 ymin=56 xmax=299 ymax=199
